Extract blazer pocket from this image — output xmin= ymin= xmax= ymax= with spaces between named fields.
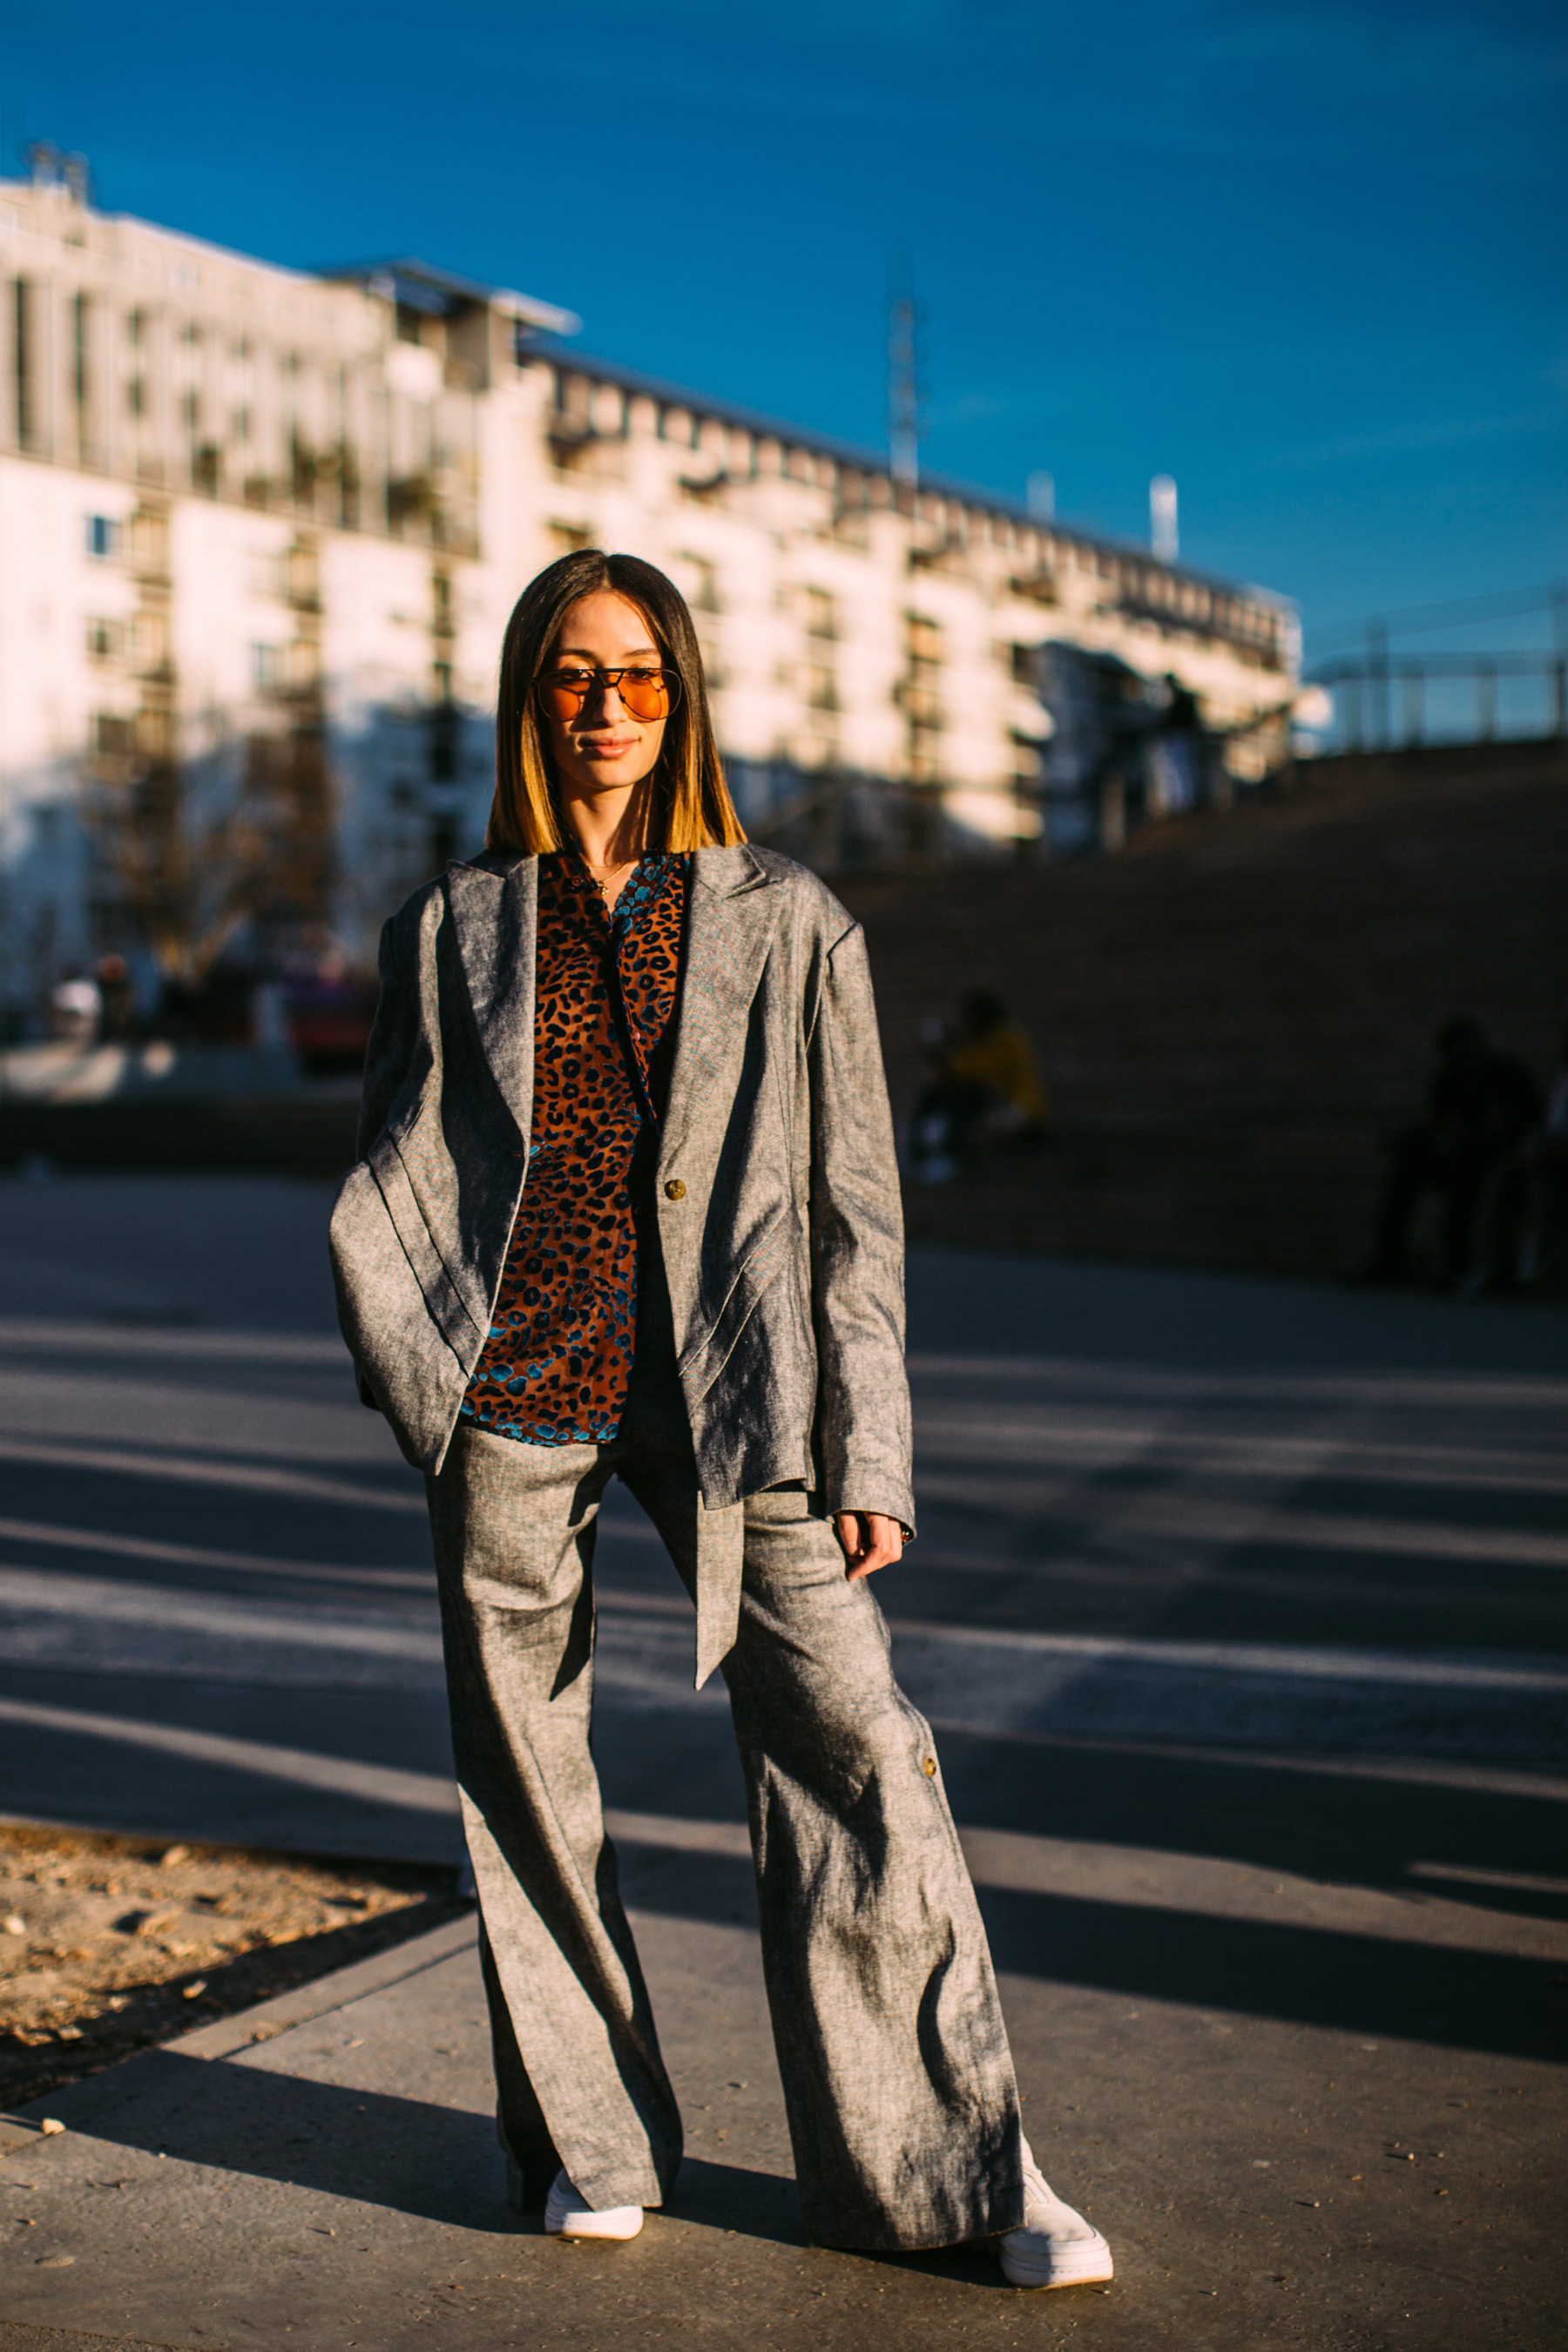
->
xmin=369 ymin=1131 xmax=487 ymax=1357
xmin=679 ymin=1207 xmax=796 ymax=1399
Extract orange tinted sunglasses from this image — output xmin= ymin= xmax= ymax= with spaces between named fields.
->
xmin=537 ymin=665 xmax=682 ymax=724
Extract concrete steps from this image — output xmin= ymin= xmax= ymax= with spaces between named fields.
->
xmin=843 ymin=740 xmax=1568 ymax=1279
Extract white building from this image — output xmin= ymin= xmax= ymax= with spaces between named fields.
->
xmin=0 ymin=155 xmax=1298 ymax=1021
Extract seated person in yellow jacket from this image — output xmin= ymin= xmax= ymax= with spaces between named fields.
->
xmin=912 ymin=990 xmax=1048 ymax=1179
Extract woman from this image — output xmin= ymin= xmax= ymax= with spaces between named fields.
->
xmin=329 ymin=550 xmax=1112 ymax=2288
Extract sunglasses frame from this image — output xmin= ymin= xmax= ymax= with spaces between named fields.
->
xmin=535 ymin=664 xmax=684 ymax=723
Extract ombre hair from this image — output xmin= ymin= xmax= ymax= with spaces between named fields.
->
xmin=485 ymin=550 xmax=746 ymax=856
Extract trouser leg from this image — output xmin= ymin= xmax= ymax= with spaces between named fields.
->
xmin=426 ymin=1421 xmax=680 ymax=2213
xmin=620 ymin=1458 xmax=1024 ymax=2253
xmin=476 ymin=1919 xmax=558 ymax=2189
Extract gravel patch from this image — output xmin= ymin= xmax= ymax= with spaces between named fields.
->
xmin=0 ymin=1820 xmax=466 ymax=2112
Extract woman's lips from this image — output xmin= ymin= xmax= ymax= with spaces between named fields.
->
xmin=579 ymin=736 xmax=638 ymax=757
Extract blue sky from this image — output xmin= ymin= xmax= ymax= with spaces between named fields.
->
xmin=5 ymin=0 xmax=1564 ymax=657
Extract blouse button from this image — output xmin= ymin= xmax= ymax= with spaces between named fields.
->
xmin=664 ymin=1178 xmax=686 ymax=1200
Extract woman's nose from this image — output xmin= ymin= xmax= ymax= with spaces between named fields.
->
xmin=583 ymin=678 xmax=626 ymax=722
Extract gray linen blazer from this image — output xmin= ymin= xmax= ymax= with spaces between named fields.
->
xmin=328 ymin=842 xmax=914 ymax=1671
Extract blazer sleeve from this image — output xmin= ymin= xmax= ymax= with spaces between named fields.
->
xmin=355 ymin=915 xmax=417 ymax=1162
xmin=344 ymin=916 xmax=422 ymax=1416
xmin=806 ymin=920 xmax=916 ymax=1536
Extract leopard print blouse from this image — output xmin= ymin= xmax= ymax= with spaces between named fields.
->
xmin=460 ymin=847 xmax=690 ymax=1446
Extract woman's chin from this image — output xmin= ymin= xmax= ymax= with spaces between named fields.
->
xmin=567 ymin=764 xmax=658 ymax=794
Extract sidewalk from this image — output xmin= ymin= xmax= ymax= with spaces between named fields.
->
xmin=0 ymin=1179 xmax=1564 ymax=2346
xmin=3 ymin=1814 xmax=1564 ymax=2349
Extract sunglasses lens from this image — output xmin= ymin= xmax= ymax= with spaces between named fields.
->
xmin=618 ymin=669 xmax=673 ymax=720
xmin=537 ymin=668 xmax=679 ymax=721
xmin=538 ymin=671 xmax=587 ymax=721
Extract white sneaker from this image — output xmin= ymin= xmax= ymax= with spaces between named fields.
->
xmin=543 ymin=2167 xmax=645 ymax=2242
xmin=995 ymin=2158 xmax=1112 ymax=2289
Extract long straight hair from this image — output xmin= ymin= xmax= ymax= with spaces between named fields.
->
xmin=485 ymin=550 xmax=746 ymax=855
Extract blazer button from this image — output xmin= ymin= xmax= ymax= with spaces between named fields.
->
xmin=664 ymin=1178 xmax=686 ymax=1200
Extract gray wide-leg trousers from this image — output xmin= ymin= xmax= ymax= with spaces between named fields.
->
xmin=426 ymin=1415 xmax=1025 ymax=2252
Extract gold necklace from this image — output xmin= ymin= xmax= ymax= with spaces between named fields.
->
xmin=580 ymin=849 xmax=641 ymax=892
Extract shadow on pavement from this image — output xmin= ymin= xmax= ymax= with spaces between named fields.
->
xmin=81 ymin=2049 xmax=514 ymax=2229
xmin=595 ymin=1704 xmax=1568 ymax=1929
xmin=605 ymin=1828 xmax=1568 ymax=2066
xmin=80 ymin=2050 xmax=808 ymax=2247
xmin=932 ymin=1726 xmax=1568 ymax=1924
xmin=976 ymin=1884 xmax=1568 ymax=2062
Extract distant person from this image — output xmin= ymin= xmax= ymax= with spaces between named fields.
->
xmin=93 ymin=954 xmax=137 ymax=1042
xmin=1152 ymin=672 xmax=1203 ymax=814
xmin=1362 ymin=1017 xmax=1544 ymax=1288
xmin=910 ymin=990 xmax=1049 ymax=1181
xmin=330 ymin=551 xmax=1110 ymax=2289
xmin=48 ymin=973 xmax=101 ymax=1044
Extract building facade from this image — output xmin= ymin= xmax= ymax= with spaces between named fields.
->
xmin=0 ymin=158 xmax=1298 ymax=1019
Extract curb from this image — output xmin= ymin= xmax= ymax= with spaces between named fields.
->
xmin=0 ymin=1910 xmax=477 ymax=2154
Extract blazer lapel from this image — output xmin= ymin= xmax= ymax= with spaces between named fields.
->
xmin=659 ymin=846 xmax=780 ymax=1179
xmin=445 ymin=854 xmax=537 ymax=1147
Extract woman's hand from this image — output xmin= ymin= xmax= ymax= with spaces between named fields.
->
xmin=834 ymin=1511 xmax=904 ymax=1582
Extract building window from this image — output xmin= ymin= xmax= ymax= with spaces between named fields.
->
xmin=903 ymin=612 xmax=944 ymax=774
xmin=85 ymin=514 xmax=118 ymax=558
xmin=71 ymin=293 xmax=90 ymax=413
xmin=252 ymin=643 xmax=284 ymax=691
xmin=85 ymin=617 xmax=121 ymax=661
xmin=1010 ymin=731 xmax=1044 ymax=783
xmin=131 ymin=612 xmax=170 ymax=672
xmin=135 ymin=707 xmax=172 ymax=759
xmin=125 ymin=510 xmax=169 ymax=575
xmin=284 ymin=541 xmax=320 ymax=607
xmin=802 ymin=662 xmax=838 ymax=713
xmin=13 ymin=278 xmax=31 ymax=446
xmin=547 ymin=520 xmax=590 ymax=556
xmin=91 ymin=713 xmax=134 ymax=757
xmin=679 ymin=553 xmax=720 ymax=613
xmin=802 ymin=586 xmax=837 ymax=641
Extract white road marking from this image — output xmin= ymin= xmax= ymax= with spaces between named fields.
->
xmin=0 ymin=1517 xmax=431 ymax=1590
xmin=0 ymin=1695 xmax=457 ymax=1813
xmin=600 ymin=1808 xmax=1568 ymax=1960
xmin=0 ymin=1436 xmax=424 ymax=1513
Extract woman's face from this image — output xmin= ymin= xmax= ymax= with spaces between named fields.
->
xmin=537 ymin=591 xmax=671 ymax=801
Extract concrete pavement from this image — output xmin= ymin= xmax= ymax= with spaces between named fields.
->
xmin=0 ymin=1173 xmax=1565 ymax=2346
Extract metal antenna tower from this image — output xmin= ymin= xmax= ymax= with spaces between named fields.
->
xmin=888 ymin=265 xmax=923 ymax=490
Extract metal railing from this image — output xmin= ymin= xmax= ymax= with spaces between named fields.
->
xmin=1312 ymin=650 xmax=1567 ymax=750
xmin=1306 ymin=582 xmax=1568 ymax=751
